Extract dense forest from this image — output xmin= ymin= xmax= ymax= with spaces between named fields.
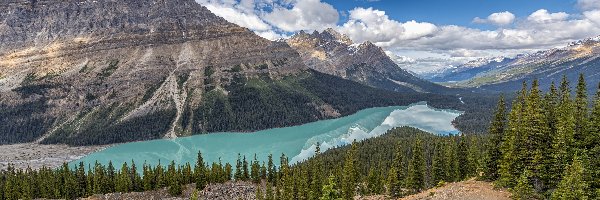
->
xmin=482 ymin=74 xmax=600 ymax=199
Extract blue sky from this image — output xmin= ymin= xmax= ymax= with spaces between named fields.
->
xmin=196 ymin=0 xmax=600 ymax=73
xmin=326 ymin=0 xmax=577 ymax=29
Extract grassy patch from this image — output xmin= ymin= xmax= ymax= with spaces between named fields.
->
xmin=98 ymin=59 xmax=120 ymax=78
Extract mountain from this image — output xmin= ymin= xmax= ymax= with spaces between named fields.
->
xmin=286 ymin=29 xmax=456 ymax=94
xmin=441 ymin=36 xmax=600 ymax=92
xmin=0 ymin=0 xmax=462 ymax=146
xmin=426 ymin=57 xmax=514 ymax=83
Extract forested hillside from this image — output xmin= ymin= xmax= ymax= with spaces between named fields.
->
xmin=482 ymin=74 xmax=600 ymax=199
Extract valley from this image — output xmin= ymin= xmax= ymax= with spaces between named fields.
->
xmin=1 ymin=0 xmax=599 ymax=200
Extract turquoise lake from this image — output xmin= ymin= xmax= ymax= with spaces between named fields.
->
xmin=72 ymin=102 xmax=462 ymax=169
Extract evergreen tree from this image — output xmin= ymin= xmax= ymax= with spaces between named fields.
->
xmin=256 ymin=184 xmax=264 ymax=200
xmin=551 ymin=154 xmax=589 ymax=200
xmin=265 ymin=182 xmax=274 ymax=200
xmin=588 ymin=82 xmax=600 ymax=197
xmin=243 ymin=155 xmax=249 ymax=180
xmin=251 ymin=154 xmax=260 ymax=183
xmin=512 ymin=170 xmax=536 ymax=200
xmin=267 ymin=154 xmax=275 ymax=183
xmin=498 ymin=82 xmax=527 ymax=187
xmin=342 ymin=142 xmax=358 ymax=200
xmin=550 ymin=75 xmax=575 ymax=188
xmin=483 ymin=95 xmax=506 ymax=180
xmin=235 ymin=154 xmax=243 ymax=181
xmin=457 ymin=137 xmax=469 ymax=180
xmin=167 ymin=161 xmax=182 ymax=196
xmin=195 ymin=151 xmax=208 ymax=190
xmin=310 ymin=142 xmax=323 ymax=200
xmin=116 ymin=162 xmax=131 ymax=193
xmin=407 ymin=138 xmax=425 ymax=191
xmin=320 ymin=175 xmax=342 ymax=200
xmin=574 ymin=73 xmax=589 ymax=149
xmin=387 ymin=167 xmax=402 ymax=197
xmin=523 ymin=79 xmax=550 ymax=191
xmin=432 ymin=141 xmax=446 ymax=184
xmin=366 ymin=166 xmax=383 ymax=195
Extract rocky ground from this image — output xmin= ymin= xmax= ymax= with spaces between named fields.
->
xmin=357 ymin=179 xmax=511 ymax=200
xmin=0 ymin=143 xmax=108 ymax=170
xmin=83 ymin=182 xmax=257 ymax=200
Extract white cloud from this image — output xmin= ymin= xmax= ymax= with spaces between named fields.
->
xmin=263 ymin=0 xmax=339 ymax=32
xmin=202 ymin=3 xmax=271 ymax=31
xmin=527 ymin=9 xmax=569 ymax=23
xmin=578 ymin=0 xmax=600 ymax=11
xmin=473 ymin=11 xmax=515 ymax=26
xmin=339 ymin=7 xmax=437 ymax=46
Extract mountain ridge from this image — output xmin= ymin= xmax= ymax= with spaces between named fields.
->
xmin=286 ymin=28 xmax=457 ymax=94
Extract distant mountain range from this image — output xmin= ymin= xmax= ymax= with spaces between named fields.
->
xmin=0 ymin=0 xmax=461 ymax=146
xmin=429 ymin=36 xmax=600 ymax=93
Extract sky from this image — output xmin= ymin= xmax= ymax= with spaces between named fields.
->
xmin=194 ymin=0 xmax=600 ymax=74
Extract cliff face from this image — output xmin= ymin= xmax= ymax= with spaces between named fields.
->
xmin=286 ymin=29 xmax=454 ymax=94
xmin=0 ymin=0 xmax=310 ymax=145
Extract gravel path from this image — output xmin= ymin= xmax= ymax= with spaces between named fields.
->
xmin=0 ymin=143 xmax=108 ymax=170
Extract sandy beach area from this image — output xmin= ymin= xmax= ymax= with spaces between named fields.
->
xmin=0 ymin=143 xmax=109 ymax=170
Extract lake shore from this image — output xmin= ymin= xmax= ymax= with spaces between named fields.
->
xmin=0 ymin=143 xmax=109 ymax=170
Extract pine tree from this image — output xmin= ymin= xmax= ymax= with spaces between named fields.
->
xmin=512 ymin=170 xmax=536 ymax=200
xmin=550 ymin=75 xmax=575 ymax=188
xmin=320 ymin=175 xmax=342 ymax=200
xmin=498 ymin=82 xmax=527 ymax=187
xmin=251 ymin=154 xmax=260 ymax=183
xmin=195 ymin=151 xmax=208 ymax=190
xmin=407 ymin=138 xmax=425 ymax=191
xmin=523 ymin=79 xmax=550 ymax=191
xmin=387 ymin=167 xmax=402 ymax=197
xmin=457 ymin=136 xmax=469 ymax=180
xmin=76 ymin=162 xmax=87 ymax=197
xmin=551 ymin=154 xmax=589 ymax=200
xmin=432 ymin=141 xmax=446 ymax=184
xmin=235 ymin=154 xmax=243 ymax=181
xmin=574 ymin=73 xmax=589 ymax=149
xmin=342 ymin=142 xmax=358 ymax=200
xmin=267 ymin=154 xmax=275 ymax=183
xmin=116 ymin=162 xmax=132 ymax=193
xmin=243 ymin=155 xmax=249 ymax=181
xmin=280 ymin=154 xmax=294 ymax=200
xmin=256 ymin=184 xmax=264 ymax=200
xmin=587 ymin=82 xmax=600 ymax=197
xmin=366 ymin=166 xmax=383 ymax=195
xmin=483 ymin=95 xmax=506 ymax=180
xmin=310 ymin=142 xmax=323 ymax=199
xmin=167 ymin=161 xmax=182 ymax=196
xmin=265 ymin=182 xmax=274 ymax=200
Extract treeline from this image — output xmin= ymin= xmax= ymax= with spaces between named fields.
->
xmin=260 ymin=127 xmax=487 ymax=199
xmin=482 ymin=74 xmax=600 ymax=199
xmin=0 ymin=127 xmax=486 ymax=200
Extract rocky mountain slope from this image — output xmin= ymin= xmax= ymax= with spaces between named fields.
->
xmin=0 ymin=0 xmax=462 ymax=146
xmin=442 ymin=36 xmax=600 ymax=93
xmin=286 ymin=29 xmax=455 ymax=94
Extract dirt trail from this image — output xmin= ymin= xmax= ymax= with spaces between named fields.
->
xmin=358 ymin=179 xmax=511 ymax=200
xmin=400 ymin=179 xmax=511 ymax=200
